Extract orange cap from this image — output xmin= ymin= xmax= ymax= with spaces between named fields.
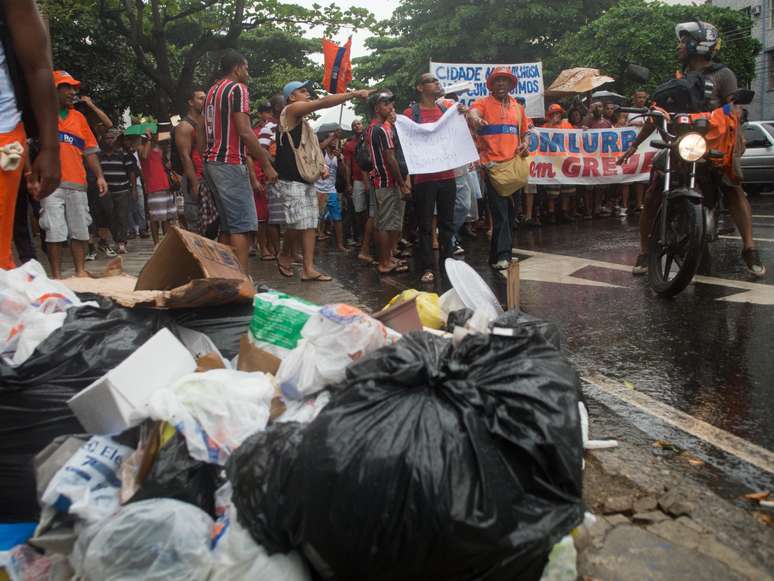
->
xmin=548 ymin=103 xmax=564 ymax=115
xmin=53 ymin=70 xmax=80 ymax=88
xmin=486 ymin=66 xmax=518 ymax=92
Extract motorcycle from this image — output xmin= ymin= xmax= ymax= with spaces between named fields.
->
xmin=619 ymin=89 xmax=753 ymax=297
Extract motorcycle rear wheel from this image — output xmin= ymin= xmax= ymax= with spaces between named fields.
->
xmin=648 ymin=197 xmax=705 ymax=297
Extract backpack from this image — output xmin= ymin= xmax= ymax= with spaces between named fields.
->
xmin=354 ymin=131 xmax=373 ymax=173
xmin=278 ymin=109 xmax=325 ymax=183
xmin=169 ymin=116 xmax=195 ymax=175
xmin=651 ymin=64 xmax=726 ymax=114
xmin=410 ymin=101 xmax=448 ymax=122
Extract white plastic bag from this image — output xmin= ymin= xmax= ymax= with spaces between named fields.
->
xmin=275 ymin=390 xmax=332 ymax=424
xmin=78 ymin=499 xmax=214 ymax=581
xmin=40 ymin=436 xmax=133 ymax=524
xmin=211 ymin=483 xmax=310 ymax=581
xmin=277 ymin=304 xmax=393 ymax=400
xmin=0 ymin=260 xmax=94 ymax=366
xmin=147 ymin=369 xmax=276 ymax=465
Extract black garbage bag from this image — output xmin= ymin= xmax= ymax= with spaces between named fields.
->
xmin=228 ymin=320 xmax=584 ymax=581
xmin=445 ymin=307 xmax=474 ymax=331
xmin=0 ymin=302 xmax=172 ymax=521
xmin=168 ymin=301 xmax=254 ymax=359
xmin=129 ymin=432 xmax=219 ymax=517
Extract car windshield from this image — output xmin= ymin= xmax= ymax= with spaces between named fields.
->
xmin=761 ymin=123 xmax=774 ymax=139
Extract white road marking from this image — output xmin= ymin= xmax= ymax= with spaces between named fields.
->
xmin=583 ymin=374 xmax=774 ymax=476
xmin=719 ymin=235 xmax=774 ymax=243
xmin=507 ymin=248 xmax=774 ymax=305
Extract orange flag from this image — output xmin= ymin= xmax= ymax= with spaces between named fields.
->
xmin=322 ymin=38 xmax=353 ymax=94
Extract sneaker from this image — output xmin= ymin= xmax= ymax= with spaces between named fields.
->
xmin=598 ymin=207 xmax=613 ymax=217
xmin=491 ymin=259 xmax=510 ymax=270
xmin=524 ymin=218 xmax=542 ymax=229
xmin=453 ymin=243 xmax=465 ymax=256
xmin=618 ymin=207 xmax=628 ymax=217
xmin=632 ymin=253 xmax=648 ymax=275
xmin=116 ymin=243 xmax=127 ymax=255
xmin=742 ymin=248 xmax=767 ymax=278
xmin=85 ymin=251 xmax=97 ymax=261
xmin=98 ymin=242 xmax=117 ymax=257
xmin=346 ymin=238 xmax=358 ymax=247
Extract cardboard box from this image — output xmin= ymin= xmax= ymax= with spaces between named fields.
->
xmin=61 ymin=227 xmax=254 ymax=309
xmin=373 ymin=296 xmax=423 ymax=334
xmin=67 ymin=328 xmax=196 ymax=435
xmin=238 ymin=333 xmax=280 ymax=375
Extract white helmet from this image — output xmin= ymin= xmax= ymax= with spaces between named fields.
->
xmin=676 ymin=20 xmax=719 ymax=56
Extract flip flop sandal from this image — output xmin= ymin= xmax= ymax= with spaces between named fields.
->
xmin=301 ymin=273 xmax=333 ymax=282
xmin=278 ymin=263 xmax=294 ymax=278
xmin=379 ymin=263 xmax=409 ymax=275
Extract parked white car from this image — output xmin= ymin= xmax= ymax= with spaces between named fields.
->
xmin=741 ymin=121 xmax=774 ymax=193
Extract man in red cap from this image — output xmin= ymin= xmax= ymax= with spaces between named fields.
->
xmin=469 ymin=66 xmax=531 ymax=270
xmin=543 ymin=104 xmax=576 ymax=224
xmin=0 ymin=0 xmax=60 ymax=270
xmin=42 ymin=70 xmax=107 ymax=278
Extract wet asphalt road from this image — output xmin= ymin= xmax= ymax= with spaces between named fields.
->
xmin=313 ymin=192 xmax=774 ymax=457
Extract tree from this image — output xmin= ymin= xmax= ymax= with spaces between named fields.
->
xmin=46 ymin=0 xmax=156 ymax=122
xmin=550 ymin=0 xmax=761 ymax=97
xmin=49 ymin=0 xmax=374 ymax=121
xmin=354 ymin=0 xmax=617 ymax=108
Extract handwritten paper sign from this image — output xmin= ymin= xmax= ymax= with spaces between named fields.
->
xmin=394 ymin=107 xmax=480 ymax=175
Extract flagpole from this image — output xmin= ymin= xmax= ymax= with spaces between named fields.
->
xmin=338 ymin=103 xmax=344 ymax=128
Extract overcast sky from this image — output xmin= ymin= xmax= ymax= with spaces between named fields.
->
xmin=287 ymin=0 xmax=699 ymax=62
xmin=283 ymin=0 xmax=399 ymax=61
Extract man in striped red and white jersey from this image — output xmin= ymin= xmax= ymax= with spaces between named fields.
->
xmin=201 ymin=50 xmax=277 ymax=273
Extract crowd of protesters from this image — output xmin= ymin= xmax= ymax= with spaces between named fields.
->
xmin=5 ymin=45 xmax=654 ymax=285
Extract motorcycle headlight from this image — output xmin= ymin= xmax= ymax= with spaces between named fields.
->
xmin=677 ymin=133 xmax=707 ymax=162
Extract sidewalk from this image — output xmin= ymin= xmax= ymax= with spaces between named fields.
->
xmin=46 ymin=233 xmax=774 ymax=579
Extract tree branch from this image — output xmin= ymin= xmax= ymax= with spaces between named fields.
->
xmin=164 ymin=0 xmax=220 ymax=24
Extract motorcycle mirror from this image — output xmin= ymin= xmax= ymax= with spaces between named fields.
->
xmin=624 ymin=64 xmax=651 ymax=84
xmin=730 ymin=89 xmax=755 ymax=106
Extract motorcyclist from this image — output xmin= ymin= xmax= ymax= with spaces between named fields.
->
xmin=620 ymin=20 xmax=766 ymax=278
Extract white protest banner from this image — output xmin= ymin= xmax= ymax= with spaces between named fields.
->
xmin=394 ymin=107 xmax=480 ymax=175
xmin=430 ymin=61 xmax=545 ymax=119
xmin=526 ymin=127 xmax=656 ymax=186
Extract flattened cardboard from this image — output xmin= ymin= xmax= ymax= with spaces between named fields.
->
xmin=238 ymin=333 xmax=280 ymax=375
xmin=61 ymin=227 xmax=253 ymax=309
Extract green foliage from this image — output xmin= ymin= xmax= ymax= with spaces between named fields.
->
xmin=550 ymin=0 xmax=761 ymax=97
xmin=46 ymin=0 xmax=156 ymax=122
xmin=355 ymin=0 xmax=616 ymax=109
xmin=47 ymin=0 xmax=375 ymax=121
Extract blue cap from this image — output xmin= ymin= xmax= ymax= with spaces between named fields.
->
xmin=283 ymin=80 xmax=311 ymax=99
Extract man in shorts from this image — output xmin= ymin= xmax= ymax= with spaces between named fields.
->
xmin=139 ymin=128 xmax=175 ymax=245
xmin=342 ymin=117 xmax=368 ymax=239
xmin=368 ymin=90 xmax=411 ymax=274
xmin=41 ymin=71 xmax=106 ymax=278
xmin=202 ymin=50 xmax=277 ymax=272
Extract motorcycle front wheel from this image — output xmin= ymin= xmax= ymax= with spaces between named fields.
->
xmin=648 ymin=197 xmax=705 ymax=297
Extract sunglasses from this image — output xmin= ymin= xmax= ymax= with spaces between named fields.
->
xmin=421 ymin=78 xmax=440 ymax=84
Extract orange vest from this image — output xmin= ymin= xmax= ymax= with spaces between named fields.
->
xmin=689 ymin=104 xmax=740 ymax=181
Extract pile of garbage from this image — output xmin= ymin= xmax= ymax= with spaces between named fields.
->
xmin=0 ymin=250 xmax=587 ymax=581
